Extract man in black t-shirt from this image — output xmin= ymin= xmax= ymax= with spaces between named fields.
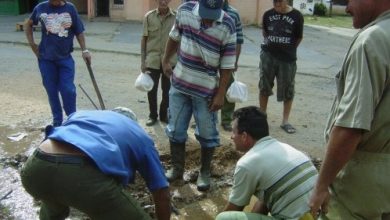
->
xmin=258 ymin=0 xmax=303 ymax=134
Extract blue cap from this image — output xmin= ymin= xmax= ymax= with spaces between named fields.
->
xmin=199 ymin=0 xmax=223 ymax=20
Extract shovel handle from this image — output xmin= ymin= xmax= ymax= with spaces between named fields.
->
xmin=86 ymin=63 xmax=105 ymax=110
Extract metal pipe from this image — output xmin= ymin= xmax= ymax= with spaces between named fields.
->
xmin=78 ymin=84 xmax=99 ymax=110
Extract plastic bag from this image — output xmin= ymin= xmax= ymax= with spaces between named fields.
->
xmin=226 ymin=78 xmax=248 ymax=103
xmin=135 ymin=72 xmax=154 ymax=92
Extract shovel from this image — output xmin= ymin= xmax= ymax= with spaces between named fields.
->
xmin=86 ymin=63 xmax=106 ymax=110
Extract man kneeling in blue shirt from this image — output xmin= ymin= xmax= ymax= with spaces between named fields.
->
xmin=20 ymin=107 xmax=171 ymax=220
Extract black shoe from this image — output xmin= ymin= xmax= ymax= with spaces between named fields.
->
xmin=222 ymin=124 xmax=232 ymax=132
xmin=160 ymin=118 xmax=168 ymax=124
xmin=146 ymin=118 xmax=157 ymax=126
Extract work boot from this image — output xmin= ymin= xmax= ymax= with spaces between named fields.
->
xmin=197 ymin=147 xmax=215 ymax=191
xmin=165 ymin=142 xmax=186 ymax=182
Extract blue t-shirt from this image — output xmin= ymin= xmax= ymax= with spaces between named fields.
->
xmin=45 ymin=110 xmax=169 ymax=192
xmin=30 ymin=1 xmax=85 ymax=60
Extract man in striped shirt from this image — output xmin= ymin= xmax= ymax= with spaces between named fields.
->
xmin=162 ymin=0 xmax=236 ymax=191
xmin=217 ymin=106 xmax=317 ymax=220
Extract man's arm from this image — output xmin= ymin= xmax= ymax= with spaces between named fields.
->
xmin=223 ymin=202 xmax=244 ymax=212
xmin=309 ymin=126 xmax=362 ymax=216
xmin=24 ymin=19 xmax=39 ymax=58
xmin=209 ymin=68 xmax=232 ymax=112
xmin=296 ymin=13 xmax=304 ymax=48
xmin=141 ymin=36 xmax=148 ymax=73
xmin=234 ymin=44 xmax=242 ymax=71
xmin=162 ymin=38 xmax=179 ymax=77
xmin=76 ymin=33 xmax=91 ymax=65
xmin=251 ymin=200 xmax=268 ymax=214
xmin=296 ymin=38 xmax=302 ymax=48
xmin=151 ymin=187 xmax=171 ymax=220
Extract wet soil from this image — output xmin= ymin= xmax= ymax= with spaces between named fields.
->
xmin=0 ymin=43 xmax=329 ymax=219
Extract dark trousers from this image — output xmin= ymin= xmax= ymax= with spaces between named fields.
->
xmin=21 ymin=149 xmax=151 ymax=220
xmin=147 ymin=67 xmax=170 ymax=120
xmin=221 ymin=76 xmax=235 ymax=125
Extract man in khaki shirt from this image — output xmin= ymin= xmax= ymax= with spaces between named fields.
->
xmin=141 ymin=0 xmax=176 ymax=126
xmin=309 ymin=0 xmax=390 ymax=219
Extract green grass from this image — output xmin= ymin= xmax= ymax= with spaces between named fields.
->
xmin=304 ymin=15 xmax=353 ymax=28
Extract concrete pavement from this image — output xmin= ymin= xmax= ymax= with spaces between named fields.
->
xmin=0 ymin=14 xmax=358 ymax=78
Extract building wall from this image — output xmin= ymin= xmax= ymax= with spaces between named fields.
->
xmin=70 ymin=0 xmax=87 ymax=14
xmin=230 ymin=0 xmax=273 ymax=25
xmin=105 ymin=0 xmax=273 ymax=26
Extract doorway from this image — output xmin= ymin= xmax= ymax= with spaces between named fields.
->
xmin=96 ymin=0 xmax=109 ymax=16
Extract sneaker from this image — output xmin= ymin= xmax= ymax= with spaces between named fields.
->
xmin=222 ymin=124 xmax=232 ymax=132
xmin=146 ymin=118 xmax=157 ymax=126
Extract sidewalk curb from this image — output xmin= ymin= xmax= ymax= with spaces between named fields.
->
xmin=0 ymin=39 xmax=261 ymax=69
xmin=0 ymin=40 xmax=141 ymax=57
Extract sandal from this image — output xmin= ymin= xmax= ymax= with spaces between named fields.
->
xmin=280 ymin=123 xmax=296 ymax=134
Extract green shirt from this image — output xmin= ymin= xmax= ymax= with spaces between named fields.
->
xmin=325 ymin=10 xmax=390 ymax=153
xmin=142 ymin=8 xmax=177 ymax=69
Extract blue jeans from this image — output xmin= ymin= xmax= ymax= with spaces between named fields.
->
xmin=38 ymin=57 xmax=76 ymax=126
xmin=165 ymin=86 xmax=219 ymax=148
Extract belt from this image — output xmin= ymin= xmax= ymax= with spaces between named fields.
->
xmin=34 ymin=148 xmax=93 ymax=165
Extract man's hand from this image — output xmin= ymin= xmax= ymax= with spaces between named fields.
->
xmin=152 ymin=187 xmax=171 ymax=220
xmin=162 ymin=38 xmax=179 ymax=78
xmin=210 ymin=68 xmax=232 ymax=112
xmin=162 ymin=61 xmax=173 ymax=78
xmin=209 ymin=92 xmax=224 ymax=112
xmin=82 ymin=51 xmax=91 ymax=65
xmin=141 ymin=62 xmax=147 ymax=73
xmin=308 ymin=126 xmax=361 ymax=218
xmin=309 ymin=185 xmax=330 ymax=218
xmin=223 ymin=202 xmax=244 ymax=212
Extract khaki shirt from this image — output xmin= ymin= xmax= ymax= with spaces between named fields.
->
xmin=325 ymin=10 xmax=390 ymax=153
xmin=142 ymin=8 xmax=177 ymax=69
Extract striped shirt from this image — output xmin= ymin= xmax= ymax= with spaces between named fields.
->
xmin=169 ymin=1 xmax=236 ymax=98
xmin=223 ymin=4 xmax=244 ymax=45
xmin=229 ymin=136 xmax=318 ymax=219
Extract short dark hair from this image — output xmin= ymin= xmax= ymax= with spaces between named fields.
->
xmin=233 ymin=106 xmax=269 ymax=140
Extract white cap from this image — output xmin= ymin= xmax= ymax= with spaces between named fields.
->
xmin=112 ymin=107 xmax=138 ymax=122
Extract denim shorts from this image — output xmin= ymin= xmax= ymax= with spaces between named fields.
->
xmin=259 ymin=50 xmax=297 ymax=102
xmin=165 ymin=86 xmax=220 ymax=148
